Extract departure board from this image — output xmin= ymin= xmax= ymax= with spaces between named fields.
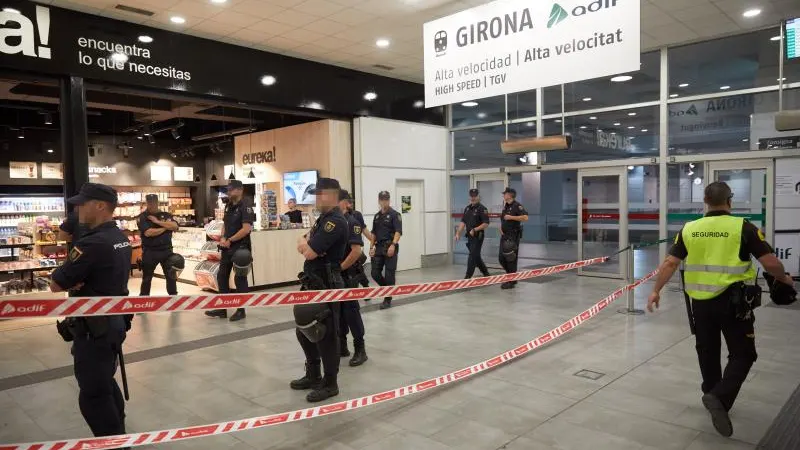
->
xmin=788 ymin=18 xmax=799 ymax=59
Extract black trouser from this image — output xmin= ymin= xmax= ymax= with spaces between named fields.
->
xmin=297 ymin=303 xmax=341 ymax=377
xmin=499 ymin=232 xmax=521 ymax=274
xmin=217 ymin=246 xmax=249 ymax=294
xmin=139 ymin=248 xmax=177 ymax=296
xmin=465 ymin=233 xmax=489 ymax=278
xmin=340 ymin=273 xmax=365 ymax=345
xmin=371 ymin=242 xmax=398 ymax=289
xmin=72 ymin=329 xmax=126 ymax=437
xmin=692 ymin=292 xmax=757 ymax=411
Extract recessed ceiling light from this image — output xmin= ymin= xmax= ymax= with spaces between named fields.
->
xmin=720 ymin=85 xmax=731 ymax=90
xmin=627 ymin=126 xmax=635 ymax=129
xmin=579 ymin=125 xmax=587 ymax=129
xmin=375 ymin=38 xmax=390 ymax=48
xmin=771 ymin=35 xmax=781 ymax=41
xmin=628 ymin=166 xmax=634 ymax=170
xmin=678 ymin=83 xmax=689 ymax=88
xmin=170 ymin=16 xmax=186 ymax=24
xmin=458 ymin=158 xmax=467 ymax=162
xmin=110 ymin=52 xmax=128 ymax=63
xmin=364 ymin=91 xmax=377 ymax=101
xmin=525 ymin=122 xmax=534 ymax=127
xmin=138 ymin=35 xmax=153 ymax=43
xmin=610 ymin=132 xmax=616 ymax=135
xmin=589 ymin=116 xmax=597 ymax=120
xmin=610 ymin=75 xmax=633 ymax=82
xmin=413 ymin=100 xmax=424 ymax=108
xmin=597 ymin=129 xmax=603 ymax=132
xmin=260 ymin=75 xmax=276 ymax=86
xmin=304 ymin=101 xmax=323 ymax=110
xmin=778 ymin=77 xmax=787 ymax=82
xmin=2 ymin=7 xmax=20 ymax=13
xmin=210 ymin=0 xmax=227 ymax=3
xmin=628 ymin=112 xmax=636 ymax=116
xmin=476 ymin=112 xmax=487 ymax=119
xmin=670 ymin=93 xmax=679 ymax=98
xmin=461 ymin=101 xmax=478 ymax=107
xmin=554 ymin=119 xmax=562 ymax=123
xmin=742 ymin=138 xmax=749 ymax=142
xmin=641 ymin=129 xmax=648 ymax=132
xmin=47 ymin=148 xmax=53 ymax=153
xmin=694 ymin=177 xmax=703 ymax=185
xmin=613 ymin=122 xmax=621 ymax=126
xmin=742 ymin=8 xmax=761 ymax=18
xmin=582 ymin=97 xmax=592 ymax=102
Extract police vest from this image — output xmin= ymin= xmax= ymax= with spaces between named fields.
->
xmin=682 ymin=215 xmax=755 ymax=300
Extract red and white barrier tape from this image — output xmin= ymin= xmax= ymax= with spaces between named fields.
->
xmin=0 ymin=257 xmax=608 ymax=319
xmin=0 ymin=268 xmax=658 ymax=450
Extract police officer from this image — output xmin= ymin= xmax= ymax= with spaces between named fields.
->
xmin=290 ymin=178 xmax=349 ymax=402
xmin=337 ymin=189 xmax=369 ymax=366
xmin=499 ymin=188 xmax=528 ymax=289
xmin=455 ymin=188 xmax=490 ymax=279
xmin=648 ymin=181 xmax=795 ymax=438
xmin=58 ymin=210 xmax=84 ymax=243
xmin=370 ymin=191 xmax=402 ymax=309
xmin=50 ymin=183 xmax=132 ymax=438
xmin=205 ymin=180 xmax=254 ymax=322
xmin=138 ymin=194 xmax=180 ymax=296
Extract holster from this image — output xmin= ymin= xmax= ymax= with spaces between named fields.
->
xmin=729 ymin=282 xmax=760 ymax=320
xmin=56 ymin=316 xmax=111 ymax=342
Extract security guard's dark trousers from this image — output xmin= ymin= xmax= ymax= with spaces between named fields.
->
xmin=340 ymin=274 xmax=365 ymax=346
xmin=692 ymin=292 xmax=757 ymax=411
xmin=73 ymin=329 xmax=126 ymax=436
xmin=371 ymin=242 xmax=398 ymax=287
xmin=217 ymin=246 xmax=249 ymax=294
xmin=499 ymin=232 xmax=521 ymax=274
xmin=465 ymin=233 xmax=489 ymax=278
xmin=139 ymin=248 xmax=177 ymax=296
xmin=297 ymin=285 xmax=341 ymax=377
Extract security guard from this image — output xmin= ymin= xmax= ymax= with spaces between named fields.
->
xmin=205 ymin=179 xmax=254 ymax=322
xmin=370 ymin=191 xmax=402 ymax=309
xmin=648 ymin=181 xmax=795 ymax=438
xmin=50 ymin=183 xmax=132 ymax=438
xmin=455 ymin=188 xmax=490 ymax=279
xmin=138 ymin=194 xmax=179 ymax=296
xmin=337 ymin=189 xmax=368 ymax=366
xmin=290 ymin=178 xmax=349 ymax=402
xmin=499 ymin=188 xmax=528 ymax=289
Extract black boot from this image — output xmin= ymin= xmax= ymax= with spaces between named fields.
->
xmin=205 ymin=309 xmax=227 ymax=318
xmin=349 ymin=341 xmax=368 ymax=367
xmin=229 ymin=308 xmax=246 ymax=322
xmin=500 ymin=282 xmax=516 ymax=290
xmin=380 ymin=297 xmax=392 ymax=309
xmin=290 ymin=362 xmax=322 ymax=390
xmin=340 ymin=337 xmax=350 ymax=357
xmin=306 ymin=375 xmax=339 ymax=402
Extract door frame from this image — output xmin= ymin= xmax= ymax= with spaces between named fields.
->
xmin=470 ymin=172 xmax=508 ymax=189
xmin=395 ymin=178 xmax=425 ymax=271
xmin=577 ymin=167 xmax=629 ymax=279
xmin=707 ymin=159 xmax=775 ymax=244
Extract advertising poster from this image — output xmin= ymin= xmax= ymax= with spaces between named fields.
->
xmin=776 ymin=175 xmax=800 ymax=196
xmin=9 ymin=162 xmax=37 ymax=179
xmin=423 ymin=0 xmax=641 ymax=107
xmin=402 ymin=195 xmax=412 ymax=213
xmin=173 ymin=166 xmax=194 ymax=182
xmin=41 ymin=162 xmax=63 ymax=179
xmin=150 ymin=165 xmax=172 ymax=181
xmin=283 ymin=171 xmax=317 ymax=205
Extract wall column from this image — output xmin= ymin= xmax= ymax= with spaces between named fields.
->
xmin=60 ymin=76 xmax=88 ymax=199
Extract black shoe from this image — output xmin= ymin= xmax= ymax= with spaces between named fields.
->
xmin=500 ymin=282 xmax=514 ymax=290
xmin=290 ymin=363 xmax=322 ymax=390
xmin=205 ymin=309 xmax=227 ymax=319
xmin=702 ymin=393 xmax=733 ymax=437
xmin=481 ymin=272 xmax=491 ymax=277
xmin=340 ymin=340 xmax=351 ymax=357
xmin=306 ymin=376 xmax=339 ymax=403
xmin=229 ymin=308 xmax=246 ymax=322
xmin=380 ymin=298 xmax=392 ymax=310
xmin=349 ymin=344 xmax=368 ymax=367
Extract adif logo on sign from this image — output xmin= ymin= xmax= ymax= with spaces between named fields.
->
xmin=548 ymin=0 xmax=619 ymax=28
xmin=0 ymin=6 xmax=52 ymax=59
xmin=670 ymin=104 xmax=699 ymax=117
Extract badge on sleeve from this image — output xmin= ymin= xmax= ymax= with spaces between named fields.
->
xmin=354 ymin=225 xmax=362 ymax=234
xmin=324 ymin=221 xmax=336 ymax=232
xmin=69 ymin=246 xmax=83 ymax=262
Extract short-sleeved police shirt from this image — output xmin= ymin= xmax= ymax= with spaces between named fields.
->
xmin=501 ymin=201 xmax=528 ymax=233
xmin=461 ymin=202 xmax=490 ymax=231
xmin=138 ymin=211 xmax=176 ymax=251
xmin=669 ymin=211 xmax=773 ymax=261
xmin=60 ymin=212 xmax=86 ymax=242
xmin=372 ymin=207 xmax=402 ymax=242
xmin=306 ymin=208 xmax=349 ymax=270
xmin=224 ymin=199 xmax=256 ymax=248
xmin=52 ymin=221 xmax=132 ymax=297
xmin=352 ymin=210 xmax=367 ymax=230
xmin=344 ymin=211 xmax=365 ymax=258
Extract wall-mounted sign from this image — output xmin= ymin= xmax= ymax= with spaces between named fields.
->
xmin=423 ymin=0 xmax=640 ymax=107
xmin=41 ymin=162 xmax=63 ymax=179
xmin=89 ymin=165 xmax=117 ymax=174
xmin=9 ymin=162 xmax=37 ymax=179
xmin=173 ymin=166 xmax=194 ymax=182
xmin=759 ymin=136 xmax=800 ymax=150
xmin=150 ymin=165 xmax=172 ymax=181
xmin=241 ymin=146 xmax=277 ymax=165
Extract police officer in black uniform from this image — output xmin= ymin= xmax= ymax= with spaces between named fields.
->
xmin=58 ymin=210 xmax=85 ymax=243
xmin=499 ymin=188 xmax=528 ymax=289
xmin=290 ymin=178 xmax=349 ymax=402
xmin=205 ymin=180 xmax=254 ymax=322
xmin=51 ymin=183 xmax=132 ymax=439
xmin=370 ymin=191 xmax=402 ymax=309
xmin=455 ymin=188 xmax=491 ymax=279
xmin=138 ymin=194 xmax=180 ymax=296
xmin=337 ymin=189 xmax=369 ymax=366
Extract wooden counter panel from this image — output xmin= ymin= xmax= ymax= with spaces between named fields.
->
xmin=251 ymin=229 xmax=307 ymax=286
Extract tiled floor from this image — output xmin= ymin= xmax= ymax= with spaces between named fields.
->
xmin=1 ymin=258 xmax=799 ymax=450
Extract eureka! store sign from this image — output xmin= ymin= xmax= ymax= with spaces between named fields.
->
xmin=422 ymin=0 xmax=640 ymax=108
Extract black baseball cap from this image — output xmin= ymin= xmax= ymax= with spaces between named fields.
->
xmin=378 ymin=191 xmax=390 ymax=200
xmin=339 ymin=189 xmax=352 ymax=202
xmin=503 ymin=187 xmax=517 ymax=196
xmin=68 ymin=183 xmax=118 ymax=206
xmin=310 ymin=177 xmax=340 ymax=194
xmin=469 ymin=188 xmax=479 ymax=197
xmin=145 ymin=194 xmax=158 ymax=202
xmin=228 ymin=179 xmax=244 ymax=190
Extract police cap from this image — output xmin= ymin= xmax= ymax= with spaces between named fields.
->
xmin=502 ymin=187 xmax=517 ymax=197
xmin=228 ymin=179 xmax=244 ymax=190
xmin=339 ymin=189 xmax=352 ymax=202
xmin=378 ymin=191 xmax=391 ymax=200
xmin=468 ymin=188 xmax=479 ymax=197
xmin=68 ymin=183 xmax=118 ymax=207
xmin=145 ymin=194 xmax=159 ymax=202
xmin=310 ymin=178 xmax=340 ymax=194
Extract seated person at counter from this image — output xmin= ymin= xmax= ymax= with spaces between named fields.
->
xmin=286 ymin=198 xmax=303 ymax=224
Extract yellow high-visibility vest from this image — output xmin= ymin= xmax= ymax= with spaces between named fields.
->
xmin=682 ymin=215 xmax=755 ymax=300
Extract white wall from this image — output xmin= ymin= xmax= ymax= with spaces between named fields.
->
xmin=353 ymin=117 xmax=449 ymax=256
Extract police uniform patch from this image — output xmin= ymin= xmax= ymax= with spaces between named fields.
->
xmin=324 ymin=221 xmax=336 ymax=232
xmin=354 ymin=226 xmax=361 ymax=234
xmin=69 ymin=246 xmax=83 ymax=262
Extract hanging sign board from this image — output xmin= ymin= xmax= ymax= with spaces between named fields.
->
xmin=423 ymin=0 xmax=640 ymax=107
xmin=150 ymin=165 xmax=172 ymax=181
xmin=173 ymin=166 xmax=194 ymax=182
xmin=9 ymin=162 xmax=37 ymax=179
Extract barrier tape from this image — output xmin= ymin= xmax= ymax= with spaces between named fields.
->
xmin=0 ymin=268 xmax=658 ymax=450
xmin=0 ymin=257 xmax=608 ymax=319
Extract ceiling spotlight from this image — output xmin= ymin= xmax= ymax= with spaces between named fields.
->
xmin=211 ymin=0 xmax=227 ymax=3
xmin=628 ymin=112 xmax=637 ymax=116
xmin=525 ymin=122 xmax=534 ymax=127
xmin=170 ymin=152 xmax=178 ymax=158
xmin=770 ymin=35 xmax=781 ymax=41
xmin=742 ymin=138 xmax=749 ymax=142
xmin=458 ymin=157 xmax=467 ymax=162
xmin=171 ymin=128 xmax=180 ymax=139
xmin=413 ymin=100 xmax=424 ymax=108
xmin=554 ymin=119 xmax=562 ymax=123
xmin=260 ymin=75 xmax=276 ymax=86
xmin=611 ymin=75 xmax=632 ymax=82
xmin=589 ymin=116 xmax=597 ymax=120
xmin=694 ymin=177 xmax=703 ymax=185
xmin=461 ymin=101 xmax=478 ymax=107
xmin=43 ymin=112 xmax=53 ymax=125
xmin=248 ymin=168 xmax=255 ymax=178
xmin=719 ymin=85 xmax=731 ymax=90
xmin=610 ymin=132 xmax=616 ymax=135
xmin=211 ymin=174 xmax=218 ymax=181
xmin=477 ymin=112 xmax=487 ymax=119
xmin=627 ymin=126 xmax=635 ymax=129
xmin=170 ymin=16 xmax=186 ymax=24
xmin=364 ymin=91 xmax=378 ymax=101
xmin=375 ymin=38 xmax=390 ymax=48
xmin=17 ymin=129 xmax=24 ymax=139
xmin=689 ymin=163 xmax=696 ymax=169
xmin=582 ymin=97 xmax=592 ymax=102
xmin=148 ymin=135 xmax=155 ymax=144
xmin=627 ymin=166 xmax=634 ymax=170
xmin=678 ymin=83 xmax=689 ymax=88
xmin=304 ymin=101 xmax=323 ymax=110
xmin=518 ymin=156 xmax=527 ymax=163
xmin=688 ymin=170 xmax=694 ymax=176
xmin=579 ymin=125 xmax=587 ymax=129
xmin=742 ymin=8 xmax=761 ymax=18
xmin=670 ymin=93 xmax=679 ymax=98
xmin=136 ymin=135 xmax=143 ymax=140
xmin=138 ymin=35 xmax=153 ymax=43
xmin=110 ymin=52 xmax=128 ymax=63
xmin=613 ymin=122 xmax=621 ymax=126
xmin=46 ymin=148 xmax=53 ymax=153
xmin=641 ymin=129 xmax=648 ymax=132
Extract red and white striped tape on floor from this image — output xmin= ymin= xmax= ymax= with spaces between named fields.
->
xmin=0 ymin=268 xmax=658 ymax=450
xmin=0 ymin=257 xmax=608 ymax=319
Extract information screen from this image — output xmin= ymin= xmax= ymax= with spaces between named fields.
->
xmin=787 ymin=18 xmax=799 ymax=59
xmin=283 ymin=170 xmax=318 ymax=205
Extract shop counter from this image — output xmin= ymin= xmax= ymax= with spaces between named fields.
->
xmin=251 ymin=228 xmax=308 ymax=287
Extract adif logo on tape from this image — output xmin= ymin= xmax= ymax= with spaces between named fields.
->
xmin=1 ymin=304 xmax=15 ymax=315
xmin=0 ymin=6 xmax=52 ymax=59
xmin=123 ymin=300 xmax=156 ymax=310
xmin=1 ymin=303 xmax=45 ymax=315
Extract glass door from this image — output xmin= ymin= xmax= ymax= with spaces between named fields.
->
xmin=708 ymin=160 xmax=774 ymax=244
xmin=472 ymin=173 xmax=508 ymax=269
xmin=578 ymin=167 xmax=628 ymax=278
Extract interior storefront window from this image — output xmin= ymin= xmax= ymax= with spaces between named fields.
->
xmin=542 ymin=85 xmax=564 ymax=115
xmin=668 ymin=28 xmax=781 ymax=97
xmin=508 ymin=90 xmax=537 ymax=120
xmin=451 ymin=95 xmax=505 ymax=128
xmin=563 ymin=51 xmax=660 ymax=111
xmin=450 ymin=175 xmax=470 ymax=265
xmin=453 ymin=125 xmax=538 ymax=170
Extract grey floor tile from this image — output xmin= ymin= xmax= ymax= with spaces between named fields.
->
xmin=384 ymin=404 xmax=462 ymax=437
xmin=684 ymin=433 xmax=756 ymax=450
xmin=332 ymin=419 xmax=403 ymax=449
xmin=431 ymin=419 xmax=514 ymax=450
xmin=446 ymin=395 xmax=548 ymax=435
xmin=362 ymin=430 xmax=453 ymax=450
xmin=523 ymin=419 xmax=649 ymax=450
